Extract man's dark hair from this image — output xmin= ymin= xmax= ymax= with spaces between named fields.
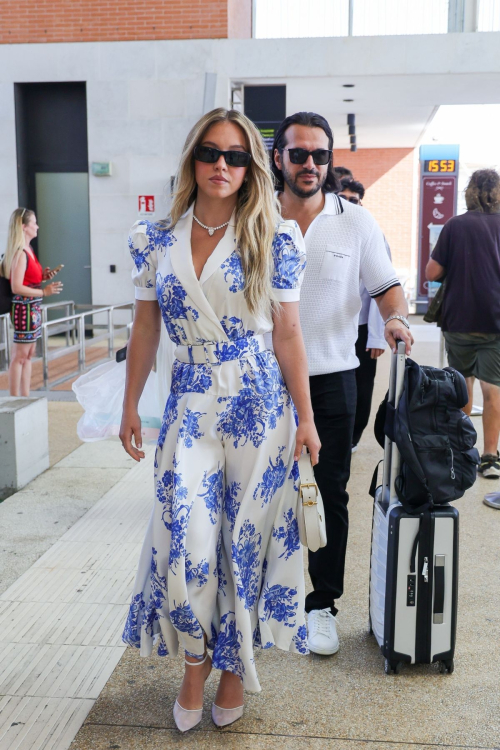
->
xmin=465 ymin=169 xmax=500 ymax=214
xmin=340 ymin=177 xmax=365 ymax=200
xmin=334 ymin=166 xmax=353 ymax=180
xmin=271 ymin=111 xmax=340 ymax=193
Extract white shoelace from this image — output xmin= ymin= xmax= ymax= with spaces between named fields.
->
xmin=308 ymin=608 xmax=334 ymax=638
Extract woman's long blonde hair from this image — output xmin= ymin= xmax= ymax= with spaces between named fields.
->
xmin=166 ymin=108 xmax=280 ymax=317
xmin=1 ymin=208 xmax=34 ymax=279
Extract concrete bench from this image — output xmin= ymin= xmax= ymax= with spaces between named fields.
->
xmin=0 ymin=397 xmax=49 ymax=500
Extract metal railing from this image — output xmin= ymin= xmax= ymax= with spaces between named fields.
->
xmin=41 ymin=300 xmax=76 ymax=344
xmin=41 ymin=302 xmax=134 ymax=389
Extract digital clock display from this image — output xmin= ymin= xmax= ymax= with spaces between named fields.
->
xmin=424 ymin=159 xmax=456 ymax=173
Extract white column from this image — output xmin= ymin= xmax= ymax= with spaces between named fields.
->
xmin=448 ymin=0 xmax=478 ymax=32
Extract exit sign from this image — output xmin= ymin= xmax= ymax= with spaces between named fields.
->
xmin=91 ymin=161 xmax=112 ymax=176
xmin=138 ymin=195 xmax=155 ymax=216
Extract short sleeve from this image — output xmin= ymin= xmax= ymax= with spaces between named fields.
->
xmin=431 ymin=221 xmax=450 ymax=269
xmin=359 ymin=217 xmax=400 ymax=298
xmin=128 ymin=220 xmax=158 ymax=301
xmin=271 ymin=221 xmax=307 ymax=302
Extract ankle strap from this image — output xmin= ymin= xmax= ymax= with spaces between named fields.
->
xmin=185 ymin=652 xmax=209 ymax=666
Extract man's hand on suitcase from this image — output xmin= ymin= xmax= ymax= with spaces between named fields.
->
xmin=385 ymin=319 xmax=414 ymax=355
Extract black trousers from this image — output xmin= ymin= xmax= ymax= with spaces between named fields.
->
xmin=306 ymin=369 xmax=357 ymax=616
xmin=353 ymin=323 xmax=378 ymax=448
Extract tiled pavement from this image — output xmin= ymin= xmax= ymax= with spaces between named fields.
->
xmin=1 ymin=325 xmax=499 ymax=750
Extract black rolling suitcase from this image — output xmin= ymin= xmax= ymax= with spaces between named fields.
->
xmin=369 ymin=342 xmax=464 ymax=675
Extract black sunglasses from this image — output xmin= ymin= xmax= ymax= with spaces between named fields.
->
xmin=194 ymin=145 xmax=252 ymax=168
xmin=339 ymin=193 xmax=361 ymax=205
xmin=283 ymin=148 xmax=332 ymax=166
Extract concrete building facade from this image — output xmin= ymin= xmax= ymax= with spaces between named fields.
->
xmin=1 ymin=1 xmax=499 ymax=306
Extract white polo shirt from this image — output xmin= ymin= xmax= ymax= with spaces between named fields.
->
xmin=298 ymin=192 xmax=400 ymax=375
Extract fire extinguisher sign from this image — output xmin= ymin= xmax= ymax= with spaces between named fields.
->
xmin=138 ymin=195 xmax=155 ymax=217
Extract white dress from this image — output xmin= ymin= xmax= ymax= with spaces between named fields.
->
xmin=122 ymin=204 xmax=308 ymax=693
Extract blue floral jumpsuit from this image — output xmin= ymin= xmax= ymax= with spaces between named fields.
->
xmin=122 ymin=203 xmax=308 ymax=693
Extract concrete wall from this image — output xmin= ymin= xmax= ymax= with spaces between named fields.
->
xmin=0 ymin=31 xmax=499 ymax=305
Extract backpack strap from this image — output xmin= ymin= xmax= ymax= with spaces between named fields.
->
xmin=394 ymin=365 xmax=434 ymax=505
xmin=394 ymin=475 xmax=432 ymax=515
xmin=409 ymin=520 xmax=421 ymax=574
xmin=369 ymin=460 xmax=383 ymax=499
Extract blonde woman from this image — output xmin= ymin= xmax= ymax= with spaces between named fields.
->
xmin=0 ymin=208 xmax=62 ymax=396
xmin=120 ymin=108 xmax=320 ymax=731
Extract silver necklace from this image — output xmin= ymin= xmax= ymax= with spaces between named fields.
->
xmin=193 ymin=214 xmax=230 ymax=236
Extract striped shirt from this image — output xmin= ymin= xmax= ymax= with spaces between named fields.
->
xmin=298 ymin=193 xmax=400 ymax=375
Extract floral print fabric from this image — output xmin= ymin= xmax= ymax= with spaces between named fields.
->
xmin=122 ymin=204 xmax=307 ymax=693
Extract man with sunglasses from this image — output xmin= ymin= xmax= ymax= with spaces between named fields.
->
xmin=272 ymin=112 xmax=413 ymax=657
xmin=338 ymin=177 xmax=364 ymax=206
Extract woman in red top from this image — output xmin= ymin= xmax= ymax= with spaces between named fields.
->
xmin=1 ymin=208 xmax=63 ymax=396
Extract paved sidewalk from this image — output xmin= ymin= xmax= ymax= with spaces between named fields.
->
xmin=0 ymin=443 xmax=155 ymax=750
xmin=0 ymin=441 xmax=139 ymax=595
xmin=0 ymin=324 xmax=498 ymax=750
xmin=70 ymin=329 xmax=500 ymax=750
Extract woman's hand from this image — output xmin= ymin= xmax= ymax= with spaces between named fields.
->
xmin=369 ymin=347 xmax=385 ymax=359
xmin=43 ymin=281 xmax=63 ymax=296
xmin=119 ymin=406 xmax=146 ymax=462
xmin=43 ymin=267 xmax=57 ymax=281
xmin=294 ymin=419 xmax=321 ymax=465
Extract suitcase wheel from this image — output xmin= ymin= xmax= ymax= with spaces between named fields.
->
xmin=384 ymin=659 xmax=402 ymax=675
xmin=439 ymin=659 xmax=454 ymax=674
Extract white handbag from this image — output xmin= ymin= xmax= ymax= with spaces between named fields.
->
xmin=297 ymin=451 xmax=327 ymax=553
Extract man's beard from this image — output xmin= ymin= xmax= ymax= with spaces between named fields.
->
xmin=282 ymin=164 xmax=327 ymax=198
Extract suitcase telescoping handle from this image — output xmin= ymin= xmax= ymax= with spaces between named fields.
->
xmin=382 ymin=341 xmax=407 ymax=503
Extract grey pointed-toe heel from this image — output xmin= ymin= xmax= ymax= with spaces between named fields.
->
xmin=211 ymin=702 xmax=244 ymax=728
xmin=173 ymin=653 xmax=211 ymax=733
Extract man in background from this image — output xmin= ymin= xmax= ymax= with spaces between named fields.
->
xmin=333 ymin=166 xmax=353 ymax=182
xmin=338 ymin=177 xmax=388 ymax=451
xmin=426 ymin=169 xmax=500 ymax=502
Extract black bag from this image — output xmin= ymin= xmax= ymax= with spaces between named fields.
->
xmin=384 ymin=358 xmax=479 ymax=513
xmin=0 ymin=273 xmax=12 ymax=315
xmin=423 ymin=279 xmax=446 ymax=326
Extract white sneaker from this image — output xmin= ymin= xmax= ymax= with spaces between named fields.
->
xmin=307 ymin=608 xmax=339 ymax=655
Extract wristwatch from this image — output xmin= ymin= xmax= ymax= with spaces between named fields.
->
xmin=384 ymin=314 xmax=410 ymax=329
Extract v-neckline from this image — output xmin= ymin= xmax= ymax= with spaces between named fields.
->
xmin=168 ymin=205 xmax=235 ymax=338
xmin=191 ymin=225 xmax=226 ymax=284
xmin=187 ymin=205 xmax=237 ymax=286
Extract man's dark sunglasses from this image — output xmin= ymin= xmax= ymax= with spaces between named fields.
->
xmin=194 ymin=145 xmax=252 ymax=168
xmin=283 ymin=148 xmax=332 ymax=165
xmin=339 ymin=193 xmax=361 ymax=205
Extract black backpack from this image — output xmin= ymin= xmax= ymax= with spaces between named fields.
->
xmin=0 ymin=275 xmax=12 ymax=315
xmin=0 ymin=259 xmax=13 ymax=315
xmin=378 ymin=358 xmax=480 ymax=514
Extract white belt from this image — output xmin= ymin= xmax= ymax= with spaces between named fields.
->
xmin=174 ymin=334 xmax=267 ymax=365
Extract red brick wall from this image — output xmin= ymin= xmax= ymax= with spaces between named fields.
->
xmin=0 ymin=0 xmax=250 ymax=44
xmin=334 ymin=148 xmax=417 ymax=275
